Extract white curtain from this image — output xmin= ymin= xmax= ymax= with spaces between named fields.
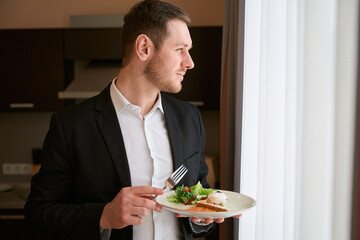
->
xmin=222 ymin=0 xmax=360 ymax=239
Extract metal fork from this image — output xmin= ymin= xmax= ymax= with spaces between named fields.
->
xmin=152 ymin=164 xmax=188 ymax=199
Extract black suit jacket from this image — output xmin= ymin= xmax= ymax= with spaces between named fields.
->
xmin=25 ymin=85 xmax=211 ymax=240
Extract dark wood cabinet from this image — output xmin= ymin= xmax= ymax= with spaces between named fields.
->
xmin=0 ymin=218 xmax=32 ymax=240
xmin=0 ymin=27 xmax=222 ymax=111
xmin=0 ymin=29 xmax=65 ymax=111
xmin=169 ymin=26 xmax=222 ymax=110
xmin=0 ymin=218 xmax=48 ymax=240
xmin=64 ymin=28 xmax=122 ymax=60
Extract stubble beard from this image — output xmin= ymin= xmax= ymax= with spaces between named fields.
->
xmin=143 ymin=55 xmax=182 ymax=94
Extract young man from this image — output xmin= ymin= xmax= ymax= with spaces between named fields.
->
xmin=25 ymin=1 xmax=229 ymax=239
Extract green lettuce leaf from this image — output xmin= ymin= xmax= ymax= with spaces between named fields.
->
xmin=190 ymin=181 xmax=214 ymax=196
xmin=167 ymin=182 xmax=214 ymax=204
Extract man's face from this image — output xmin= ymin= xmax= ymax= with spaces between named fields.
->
xmin=144 ymin=19 xmax=194 ymax=93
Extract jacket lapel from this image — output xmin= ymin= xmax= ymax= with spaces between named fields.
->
xmin=162 ymin=95 xmax=183 ymax=171
xmin=94 ymin=85 xmax=132 ymax=187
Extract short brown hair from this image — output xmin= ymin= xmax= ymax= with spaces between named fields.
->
xmin=121 ymin=0 xmax=191 ymax=67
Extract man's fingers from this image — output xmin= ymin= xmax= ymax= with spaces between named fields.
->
xmin=204 ymin=218 xmax=215 ymax=224
xmin=177 ymin=213 xmax=241 ymax=223
xmin=189 ymin=217 xmax=225 ymax=224
xmin=176 ymin=213 xmax=187 ymax=218
xmin=190 ymin=217 xmax=201 ymax=223
xmin=213 ymin=218 xmax=224 ymax=223
xmin=128 ymin=186 xmax=164 ymax=196
xmin=142 ymin=194 xmax=157 ymax=200
xmin=131 ymin=196 xmax=162 ymax=212
xmin=124 ymin=214 xmax=144 ymax=226
xmin=102 ymin=186 xmax=164 ymax=230
xmin=129 ymin=206 xmax=150 ymax=217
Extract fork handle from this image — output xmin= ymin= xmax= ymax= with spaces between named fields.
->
xmin=152 ymin=186 xmax=171 ymax=200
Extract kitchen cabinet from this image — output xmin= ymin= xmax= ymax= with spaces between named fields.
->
xmin=0 ymin=183 xmax=40 ymax=240
xmin=168 ymin=26 xmax=222 ymax=110
xmin=0 ymin=26 xmax=222 ymax=111
xmin=0 ymin=217 xmax=32 ymax=240
xmin=0 ymin=29 xmax=64 ymax=111
xmin=63 ymin=26 xmax=223 ymax=110
xmin=0 ymin=215 xmax=47 ymax=240
xmin=64 ymin=28 xmax=122 ymax=60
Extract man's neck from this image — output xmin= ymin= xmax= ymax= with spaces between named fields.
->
xmin=115 ymin=67 xmax=159 ymax=117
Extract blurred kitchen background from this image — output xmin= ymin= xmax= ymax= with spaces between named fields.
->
xmin=1 ymin=0 xmax=360 ymax=240
xmin=0 ymin=0 xmax=224 ymax=183
xmin=0 ymin=0 xmax=224 ymax=240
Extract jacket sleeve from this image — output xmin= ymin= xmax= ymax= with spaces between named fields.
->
xmin=25 ymin=113 xmax=106 ymax=240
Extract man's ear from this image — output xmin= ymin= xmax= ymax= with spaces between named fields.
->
xmin=135 ymin=34 xmax=153 ymax=61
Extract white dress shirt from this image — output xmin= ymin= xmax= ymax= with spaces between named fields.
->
xmin=108 ymin=79 xmax=182 ymax=240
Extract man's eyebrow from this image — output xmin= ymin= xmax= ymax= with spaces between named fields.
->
xmin=178 ymin=43 xmax=193 ymax=50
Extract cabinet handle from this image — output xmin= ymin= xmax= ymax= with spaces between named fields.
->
xmin=9 ymin=103 xmax=34 ymax=109
xmin=0 ymin=215 xmax=25 ymax=220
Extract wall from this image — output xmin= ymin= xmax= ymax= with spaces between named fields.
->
xmin=0 ymin=0 xmax=223 ymax=182
xmin=0 ymin=113 xmax=51 ymax=182
xmin=0 ymin=0 xmax=224 ymax=28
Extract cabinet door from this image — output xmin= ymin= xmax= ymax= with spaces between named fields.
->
xmin=0 ymin=29 xmax=64 ymax=111
xmin=64 ymin=28 xmax=122 ymax=60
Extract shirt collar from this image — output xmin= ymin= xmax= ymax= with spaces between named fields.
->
xmin=110 ymin=78 xmax=164 ymax=115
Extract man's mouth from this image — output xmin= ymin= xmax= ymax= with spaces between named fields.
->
xmin=177 ymin=71 xmax=186 ymax=77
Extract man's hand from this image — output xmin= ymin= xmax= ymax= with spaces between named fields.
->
xmin=100 ymin=186 xmax=164 ymax=230
xmin=176 ymin=213 xmax=242 ymax=224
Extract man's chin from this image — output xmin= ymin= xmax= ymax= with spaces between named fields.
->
xmin=162 ymin=86 xmax=182 ymax=94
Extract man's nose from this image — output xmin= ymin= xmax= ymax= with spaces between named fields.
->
xmin=183 ymin=51 xmax=195 ymax=70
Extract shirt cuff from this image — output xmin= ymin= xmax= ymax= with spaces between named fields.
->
xmin=100 ymin=229 xmax=112 ymax=240
xmin=188 ymin=218 xmax=215 ymax=233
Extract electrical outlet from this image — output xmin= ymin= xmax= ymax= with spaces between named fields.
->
xmin=3 ymin=163 xmax=32 ymax=175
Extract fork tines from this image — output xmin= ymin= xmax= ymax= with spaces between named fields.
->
xmin=172 ymin=165 xmax=188 ymax=184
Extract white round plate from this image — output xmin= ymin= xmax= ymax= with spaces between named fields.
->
xmin=156 ymin=190 xmax=256 ymax=219
xmin=0 ymin=184 xmax=13 ymax=192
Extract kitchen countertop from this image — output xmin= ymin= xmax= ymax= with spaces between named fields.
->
xmin=0 ymin=182 xmax=30 ymax=210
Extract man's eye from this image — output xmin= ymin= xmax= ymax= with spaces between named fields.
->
xmin=177 ymin=48 xmax=183 ymax=52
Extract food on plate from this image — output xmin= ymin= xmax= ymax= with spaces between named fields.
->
xmin=187 ymin=206 xmax=216 ymax=212
xmin=167 ymin=181 xmax=214 ymax=205
xmin=167 ymin=182 xmax=228 ymax=212
xmin=195 ymin=200 xmax=227 ymax=212
xmin=195 ymin=201 xmax=227 ymax=212
xmin=194 ymin=191 xmax=228 ymax=212
xmin=208 ymin=191 xmax=228 ymax=205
